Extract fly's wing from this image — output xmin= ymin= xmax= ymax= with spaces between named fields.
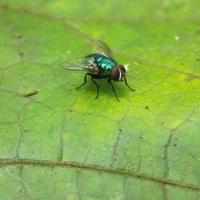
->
xmin=60 ymin=59 xmax=92 ymax=71
xmin=94 ymin=40 xmax=114 ymax=58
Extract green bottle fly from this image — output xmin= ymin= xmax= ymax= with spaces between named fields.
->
xmin=61 ymin=41 xmax=135 ymax=101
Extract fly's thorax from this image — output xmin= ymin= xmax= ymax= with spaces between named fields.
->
xmin=111 ymin=64 xmax=126 ymax=81
xmin=97 ymin=56 xmax=116 ymax=71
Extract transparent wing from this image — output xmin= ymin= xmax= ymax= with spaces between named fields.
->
xmin=94 ymin=40 xmax=114 ymax=58
xmin=60 ymin=59 xmax=90 ymax=71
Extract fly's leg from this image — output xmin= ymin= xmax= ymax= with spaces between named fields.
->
xmin=124 ymin=76 xmax=135 ymax=91
xmin=108 ymin=79 xmax=119 ymax=102
xmin=76 ymin=73 xmax=90 ymax=89
xmin=91 ymin=77 xmax=100 ymax=99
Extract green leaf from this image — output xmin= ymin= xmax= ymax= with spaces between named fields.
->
xmin=0 ymin=1 xmax=200 ymax=199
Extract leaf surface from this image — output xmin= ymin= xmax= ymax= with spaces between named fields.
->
xmin=0 ymin=1 xmax=200 ymax=199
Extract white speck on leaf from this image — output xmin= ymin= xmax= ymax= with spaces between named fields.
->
xmin=174 ymin=35 xmax=180 ymax=40
xmin=134 ymin=61 xmax=139 ymax=66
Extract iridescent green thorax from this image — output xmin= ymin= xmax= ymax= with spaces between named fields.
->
xmin=84 ymin=53 xmax=117 ymax=72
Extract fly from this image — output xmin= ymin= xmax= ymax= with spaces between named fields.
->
xmin=61 ymin=40 xmax=135 ymax=101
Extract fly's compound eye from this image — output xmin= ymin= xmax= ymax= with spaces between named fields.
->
xmin=111 ymin=67 xmax=119 ymax=81
xmin=111 ymin=67 xmax=124 ymax=81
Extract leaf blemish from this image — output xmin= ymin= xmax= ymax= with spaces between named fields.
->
xmin=14 ymin=32 xmax=22 ymax=40
xmin=21 ymin=90 xmax=39 ymax=97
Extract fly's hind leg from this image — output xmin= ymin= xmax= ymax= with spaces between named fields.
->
xmin=76 ymin=73 xmax=90 ymax=89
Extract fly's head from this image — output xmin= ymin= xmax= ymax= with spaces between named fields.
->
xmin=111 ymin=64 xmax=128 ymax=81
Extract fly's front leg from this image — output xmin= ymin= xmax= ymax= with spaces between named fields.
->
xmin=76 ymin=73 xmax=91 ymax=89
xmin=124 ymin=76 xmax=135 ymax=91
xmin=108 ymin=79 xmax=119 ymax=102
